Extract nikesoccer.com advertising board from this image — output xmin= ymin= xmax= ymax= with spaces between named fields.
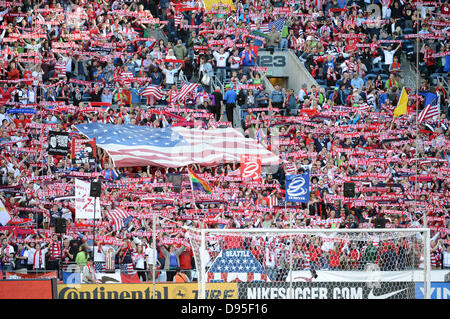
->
xmin=239 ymin=282 xmax=415 ymax=299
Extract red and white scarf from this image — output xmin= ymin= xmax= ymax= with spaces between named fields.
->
xmin=33 ymin=249 xmax=43 ymax=269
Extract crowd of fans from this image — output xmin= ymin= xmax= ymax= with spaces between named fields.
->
xmin=0 ymin=0 xmax=450 ymax=284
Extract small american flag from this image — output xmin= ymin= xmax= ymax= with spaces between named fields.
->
xmin=105 ymin=255 xmax=116 ymax=272
xmin=227 ymin=168 xmax=241 ymax=177
xmin=139 ymin=85 xmax=165 ymax=100
xmin=120 ymin=263 xmax=136 ymax=275
xmin=269 ymin=19 xmax=285 ymax=32
xmin=94 ymin=262 xmax=106 ymax=272
xmin=381 ymin=103 xmax=395 ymax=114
xmin=357 ymin=103 xmax=372 ymax=112
xmin=418 ymin=96 xmax=440 ymax=124
xmin=173 ymin=82 xmax=199 ymax=103
xmin=120 ymin=71 xmax=134 ymax=86
xmin=105 ymin=208 xmax=130 ymax=231
xmin=255 ymin=128 xmax=263 ymax=143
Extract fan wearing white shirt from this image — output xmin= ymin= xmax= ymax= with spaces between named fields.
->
xmin=213 ymin=47 xmax=230 ymax=83
xmin=161 ymin=63 xmax=182 ymax=90
xmin=145 ymin=241 xmax=159 ymax=281
xmin=133 ymin=244 xmax=147 ymax=282
xmin=443 ymin=245 xmax=450 ymax=269
xmin=382 ymin=44 xmax=401 ymax=73
xmin=264 ymin=244 xmax=277 ymax=281
xmin=30 ymin=242 xmax=48 ymax=273
xmin=23 ymin=39 xmax=43 ymax=53
xmin=0 ymin=238 xmax=15 ymax=277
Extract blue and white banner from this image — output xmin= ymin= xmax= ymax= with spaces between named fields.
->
xmin=285 ymin=173 xmax=310 ymax=203
xmin=6 ymin=108 xmax=37 ymax=114
xmin=416 ymin=282 xmax=450 ymax=299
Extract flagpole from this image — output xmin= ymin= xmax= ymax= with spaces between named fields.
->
xmin=414 ymin=8 xmax=422 ymax=228
xmin=415 ymin=7 xmax=430 ymax=300
xmin=187 ymin=165 xmax=197 ymax=209
xmin=152 ymin=207 xmax=156 ymax=299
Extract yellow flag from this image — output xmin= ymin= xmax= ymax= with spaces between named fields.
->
xmin=394 ymin=88 xmax=408 ymax=118
xmin=203 ymin=0 xmax=235 ymax=11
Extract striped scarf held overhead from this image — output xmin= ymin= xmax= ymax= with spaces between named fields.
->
xmin=49 ymin=241 xmax=62 ymax=260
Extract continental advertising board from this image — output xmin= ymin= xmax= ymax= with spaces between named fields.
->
xmin=57 ymin=283 xmax=238 ymax=299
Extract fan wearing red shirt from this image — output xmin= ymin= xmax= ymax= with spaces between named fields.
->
xmin=344 ymin=39 xmax=358 ymax=55
xmin=423 ymin=44 xmax=436 ymax=76
xmin=0 ymin=85 xmax=17 ymax=104
xmin=179 ymin=248 xmax=193 ymax=280
xmin=13 ymin=114 xmax=31 ymax=128
xmin=249 ymin=40 xmax=259 ymax=58
xmin=6 ymin=62 xmax=20 ymax=80
xmin=309 ymin=238 xmax=323 ymax=270
xmin=348 ymin=242 xmax=361 ymax=269
xmin=22 ymin=68 xmax=33 ymax=86
xmin=441 ymin=2 xmax=450 ymax=15
xmin=47 ymin=234 xmax=62 ymax=271
xmin=328 ymin=242 xmax=342 ymax=270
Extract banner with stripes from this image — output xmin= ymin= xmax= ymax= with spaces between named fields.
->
xmin=418 ymin=96 xmax=440 ymax=124
xmin=173 ymin=82 xmax=199 ymax=103
xmin=139 ymin=85 xmax=165 ymax=100
xmin=104 ymin=208 xmax=130 ymax=231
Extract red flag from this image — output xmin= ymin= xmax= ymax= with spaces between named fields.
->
xmin=120 ymin=273 xmax=140 ymax=283
xmin=240 ymin=154 xmax=261 ymax=181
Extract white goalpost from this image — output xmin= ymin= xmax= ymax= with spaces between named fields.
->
xmin=186 ymin=227 xmax=431 ymax=299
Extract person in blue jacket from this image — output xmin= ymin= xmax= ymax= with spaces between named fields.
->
xmin=239 ymin=45 xmax=257 ymax=75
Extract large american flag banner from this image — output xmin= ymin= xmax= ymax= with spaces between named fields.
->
xmin=207 ymin=249 xmax=269 ymax=282
xmin=75 ymin=123 xmax=279 ymax=168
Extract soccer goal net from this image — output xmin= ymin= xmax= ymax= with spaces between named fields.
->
xmin=186 ymin=228 xmax=431 ymax=299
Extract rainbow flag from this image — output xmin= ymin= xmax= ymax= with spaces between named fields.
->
xmin=188 ymin=167 xmax=213 ymax=194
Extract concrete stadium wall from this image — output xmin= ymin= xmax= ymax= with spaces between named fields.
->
xmin=257 ymin=49 xmax=318 ymax=93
